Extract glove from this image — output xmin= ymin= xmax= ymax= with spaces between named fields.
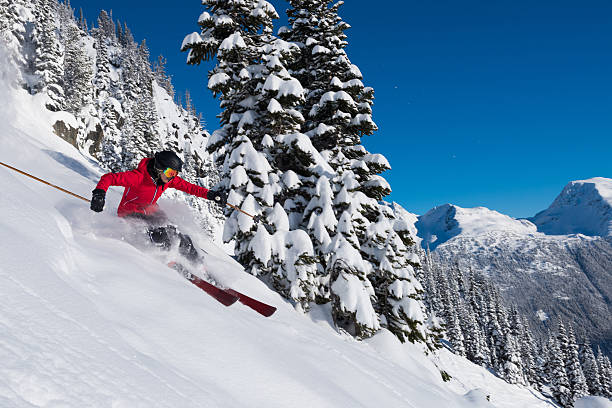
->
xmin=90 ymin=189 xmax=106 ymax=212
xmin=207 ymin=190 xmax=228 ymax=207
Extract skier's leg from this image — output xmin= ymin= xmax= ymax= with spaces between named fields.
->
xmin=143 ymin=218 xmax=198 ymax=262
xmin=148 ymin=226 xmax=174 ymax=250
xmin=177 ymin=232 xmax=200 ymax=263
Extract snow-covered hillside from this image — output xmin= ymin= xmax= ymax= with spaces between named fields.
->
xmin=408 ymin=184 xmax=612 ymax=359
xmin=531 ymin=178 xmax=612 ymax=237
xmin=0 ymin=49 xmax=563 ymax=408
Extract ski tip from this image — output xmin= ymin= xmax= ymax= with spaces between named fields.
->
xmin=225 ymin=289 xmax=277 ymax=317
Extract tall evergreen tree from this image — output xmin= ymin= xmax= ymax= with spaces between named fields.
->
xmin=93 ymin=12 xmax=121 ymax=169
xmin=484 ymin=288 xmax=502 ymax=369
xmin=548 ymin=337 xmax=573 ymax=408
xmin=365 ymin=209 xmax=427 ymax=343
xmin=461 ymin=301 xmax=489 ymax=366
xmin=96 ymin=9 xmax=115 ymax=43
xmin=61 ymin=13 xmax=92 ymax=114
xmin=153 ymin=54 xmax=175 ymax=99
xmin=518 ymin=315 xmax=538 ymax=386
xmin=438 ymin=272 xmax=465 ymax=355
xmin=32 ymin=0 xmax=64 ymax=111
xmin=537 ymin=338 xmax=551 ymax=388
xmin=278 ymin=0 xmax=428 ymax=343
xmin=597 ymin=347 xmax=612 ymax=397
xmin=579 ymin=341 xmax=602 ymax=396
xmin=565 ymin=325 xmax=588 ymax=401
xmin=0 ymin=0 xmax=31 ymax=86
xmin=183 ymin=0 xmax=323 ymax=311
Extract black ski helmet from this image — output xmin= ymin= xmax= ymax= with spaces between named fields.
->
xmin=154 ymin=151 xmax=183 ymax=172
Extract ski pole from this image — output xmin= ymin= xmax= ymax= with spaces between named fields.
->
xmin=0 ymin=160 xmax=89 ymax=202
xmin=225 ymin=202 xmax=261 ymax=223
xmin=226 ymin=202 xmax=254 ymax=218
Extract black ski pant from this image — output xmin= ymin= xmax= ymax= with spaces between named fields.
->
xmin=126 ymin=212 xmax=200 ymax=263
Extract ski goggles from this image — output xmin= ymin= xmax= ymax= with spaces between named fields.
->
xmin=161 ymin=167 xmax=179 ymax=178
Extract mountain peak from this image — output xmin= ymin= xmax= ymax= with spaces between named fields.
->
xmin=531 ymin=177 xmax=612 ymax=237
xmin=416 ymin=204 xmax=536 ymax=249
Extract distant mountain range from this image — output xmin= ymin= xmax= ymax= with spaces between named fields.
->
xmin=400 ymin=177 xmax=612 ymax=357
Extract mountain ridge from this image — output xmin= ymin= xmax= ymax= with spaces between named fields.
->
xmin=405 ymin=177 xmax=612 ymax=357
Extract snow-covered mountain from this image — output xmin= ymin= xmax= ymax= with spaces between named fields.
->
xmin=415 ymin=204 xmax=537 ymax=250
xmin=411 ymin=180 xmax=612 ymax=358
xmin=0 ymin=44 xmax=567 ymax=408
xmin=531 ymin=178 xmax=612 ymax=237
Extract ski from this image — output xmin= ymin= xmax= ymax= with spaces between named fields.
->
xmin=168 ymin=261 xmax=276 ymax=316
xmin=223 ymin=288 xmax=277 ymax=317
xmin=168 ymin=262 xmax=238 ymax=306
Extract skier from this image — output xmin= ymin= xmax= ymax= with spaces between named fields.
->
xmin=89 ymin=150 xmax=227 ymax=262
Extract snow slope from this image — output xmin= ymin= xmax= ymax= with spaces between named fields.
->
xmin=0 ymin=53 xmax=558 ymax=408
xmin=531 ymin=177 xmax=612 ymax=237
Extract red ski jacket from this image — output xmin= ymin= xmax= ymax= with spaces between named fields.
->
xmin=95 ymin=158 xmax=209 ymax=217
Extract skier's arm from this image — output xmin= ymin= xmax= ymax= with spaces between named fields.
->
xmin=90 ymin=170 xmax=144 ymax=212
xmin=169 ymin=176 xmax=209 ymax=199
xmin=170 ymin=177 xmax=227 ymax=207
xmin=95 ymin=169 xmax=144 ymax=192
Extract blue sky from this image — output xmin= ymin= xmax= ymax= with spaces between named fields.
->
xmin=76 ymin=0 xmax=612 ymax=218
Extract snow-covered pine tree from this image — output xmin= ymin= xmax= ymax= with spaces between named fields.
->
xmin=482 ymin=287 xmax=501 ymax=369
xmin=76 ymin=7 xmax=86 ymax=31
xmin=153 ymin=54 xmax=175 ymax=99
xmin=119 ymin=22 xmax=133 ymax=48
xmin=182 ymin=0 xmax=323 ymax=310
xmin=120 ymin=39 xmax=160 ymax=169
xmin=92 ymin=12 xmax=122 ymax=170
xmin=364 ymin=207 xmax=428 ymax=343
xmin=136 ymin=39 xmax=154 ymax=94
xmin=579 ymin=341 xmax=602 ymax=396
xmin=60 ymin=8 xmax=92 ymax=115
xmin=463 ymin=270 xmax=492 ymax=366
xmin=461 ymin=301 xmax=490 ymax=366
xmin=280 ymin=0 xmax=429 ymax=344
xmin=92 ymin=17 xmax=109 ymax=97
xmin=517 ymin=314 xmax=538 ymax=386
xmin=244 ymin=36 xmax=321 ymax=308
xmin=548 ymin=336 xmax=573 ymax=408
xmin=493 ymin=295 xmax=524 ymax=384
xmin=537 ymin=338 xmax=551 ymax=388
xmin=565 ymin=325 xmax=588 ymax=401
xmin=437 ymin=271 xmax=465 ymax=355
xmin=0 ymin=0 xmax=33 ymax=86
xmin=95 ymin=9 xmax=115 ymax=44
xmin=596 ymin=347 xmax=612 ymax=397
xmin=557 ymin=321 xmax=570 ymax=362
xmin=420 ymin=247 xmax=443 ymax=313
xmin=32 ymin=0 xmax=64 ymax=111
xmin=328 ymin=233 xmax=380 ymax=338
xmin=402 ymin=249 xmax=445 ymax=350
xmin=466 ymin=269 xmax=488 ymax=326
xmin=499 ymin=331 xmax=525 ymax=385
xmin=279 ymin=0 xmax=377 ymax=150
